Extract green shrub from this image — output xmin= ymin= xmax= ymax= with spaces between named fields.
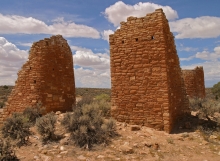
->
xmin=36 ymin=112 xmax=57 ymax=142
xmin=1 ymin=113 xmax=31 ymax=147
xmin=95 ymin=94 xmax=110 ymax=102
xmin=212 ymin=82 xmax=220 ymax=99
xmin=61 ymin=103 xmax=117 ymax=149
xmin=77 ymin=95 xmax=93 ymax=107
xmin=3 ymin=85 xmax=8 ymax=89
xmin=0 ymin=138 xmax=18 ymax=161
xmin=95 ymin=100 xmax=111 ymax=117
xmin=23 ymin=103 xmax=44 ymax=125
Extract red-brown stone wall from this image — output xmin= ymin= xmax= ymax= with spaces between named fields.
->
xmin=0 ymin=35 xmax=75 ymax=124
xmin=110 ymin=9 xmax=189 ymax=133
xmin=182 ymin=66 xmax=205 ymax=98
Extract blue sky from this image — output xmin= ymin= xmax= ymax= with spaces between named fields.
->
xmin=0 ymin=0 xmax=220 ymax=88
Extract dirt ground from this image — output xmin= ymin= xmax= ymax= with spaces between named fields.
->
xmin=12 ymin=111 xmax=220 ymax=161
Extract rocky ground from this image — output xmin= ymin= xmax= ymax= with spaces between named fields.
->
xmin=12 ymin=111 xmax=220 ymax=161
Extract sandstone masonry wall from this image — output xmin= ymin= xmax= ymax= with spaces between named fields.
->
xmin=0 ymin=35 xmax=75 ymax=124
xmin=182 ymin=66 xmax=205 ymax=98
xmin=110 ymin=9 xmax=189 ymax=133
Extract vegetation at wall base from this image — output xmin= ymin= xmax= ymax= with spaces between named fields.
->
xmin=36 ymin=112 xmax=57 ymax=143
xmin=61 ymin=102 xmax=117 ymax=149
xmin=1 ymin=113 xmax=31 ymax=147
xmin=0 ymin=138 xmax=19 ymax=161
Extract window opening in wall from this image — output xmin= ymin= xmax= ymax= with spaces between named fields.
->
xmin=46 ymin=42 xmax=48 ymax=45
xmin=151 ymin=36 xmax=154 ymax=40
xmin=53 ymin=68 xmax=54 ymax=71
xmin=122 ymin=40 xmax=124 ymax=44
xmin=30 ymin=67 xmax=32 ymax=70
xmin=135 ymin=38 xmax=138 ymax=42
xmin=34 ymin=80 xmax=36 ymax=83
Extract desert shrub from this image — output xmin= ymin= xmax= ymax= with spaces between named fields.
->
xmin=61 ymin=103 xmax=117 ymax=149
xmin=1 ymin=113 xmax=31 ymax=147
xmin=212 ymin=81 xmax=220 ymax=99
xmin=0 ymin=138 xmax=19 ymax=161
xmin=95 ymin=94 xmax=110 ymax=102
xmin=76 ymin=95 xmax=93 ymax=107
xmin=95 ymin=99 xmax=111 ymax=117
xmin=23 ymin=102 xmax=44 ymax=125
xmin=36 ymin=112 xmax=57 ymax=142
xmin=3 ymin=85 xmax=8 ymax=89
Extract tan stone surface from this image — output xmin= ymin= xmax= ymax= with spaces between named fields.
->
xmin=182 ymin=66 xmax=205 ymax=98
xmin=109 ymin=9 xmax=189 ymax=133
xmin=0 ymin=35 xmax=75 ymax=124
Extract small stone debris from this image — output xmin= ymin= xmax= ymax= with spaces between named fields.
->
xmin=131 ymin=125 xmax=141 ymax=131
xmin=97 ymin=155 xmax=105 ymax=159
xmin=77 ymin=155 xmax=87 ymax=160
xmin=120 ymin=145 xmax=134 ymax=154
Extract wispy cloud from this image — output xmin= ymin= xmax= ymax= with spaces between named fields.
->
xmin=104 ymin=1 xmax=178 ymax=26
xmin=0 ymin=14 xmax=100 ymax=38
xmin=170 ymin=16 xmax=220 ymax=39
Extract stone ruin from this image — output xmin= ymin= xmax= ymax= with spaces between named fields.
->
xmin=0 ymin=35 xmax=75 ymax=124
xmin=182 ymin=66 xmax=205 ymax=98
xmin=109 ymin=9 xmax=189 ymax=133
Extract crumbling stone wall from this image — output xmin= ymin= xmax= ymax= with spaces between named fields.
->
xmin=0 ymin=35 xmax=75 ymax=124
xmin=182 ymin=66 xmax=205 ymax=98
xmin=109 ymin=9 xmax=189 ymax=133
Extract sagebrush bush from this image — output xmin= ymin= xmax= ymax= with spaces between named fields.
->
xmin=36 ymin=112 xmax=57 ymax=142
xmin=189 ymin=97 xmax=220 ymax=121
xmin=95 ymin=100 xmax=110 ymax=117
xmin=23 ymin=103 xmax=44 ymax=125
xmin=1 ymin=113 xmax=31 ymax=147
xmin=95 ymin=94 xmax=110 ymax=102
xmin=212 ymin=81 xmax=220 ymax=99
xmin=76 ymin=95 xmax=93 ymax=107
xmin=0 ymin=138 xmax=18 ymax=161
xmin=61 ymin=103 xmax=117 ymax=149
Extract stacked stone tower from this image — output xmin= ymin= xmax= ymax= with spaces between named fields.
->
xmin=109 ymin=9 xmax=189 ymax=133
xmin=0 ymin=35 xmax=75 ymax=124
xmin=182 ymin=66 xmax=205 ymax=98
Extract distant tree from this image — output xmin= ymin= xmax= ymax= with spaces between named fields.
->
xmin=212 ymin=81 xmax=220 ymax=99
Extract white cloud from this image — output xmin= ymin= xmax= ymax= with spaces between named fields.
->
xmin=179 ymin=47 xmax=198 ymax=52
xmin=74 ymin=67 xmax=110 ymax=88
xmin=17 ymin=42 xmax=32 ymax=47
xmin=0 ymin=14 xmax=100 ymax=38
xmin=180 ymin=56 xmax=195 ymax=61
xmin=71 ymin=46 xmax=92 ymax=52
xmin=73 ymin=50 xmax=110 ymax=70
xmin=0 ymin=37 xmax=28 ymax=85
xmin=170 ymin=16 xmax=220 ymax=39
xmin=101 ymin=30 xmax=114 ymax=42
xmin=195 ymin=46 xmax=220 ymax=61
xmin=73 ymin=49 xmax=110 ymax=88
xmin=104 ymin=1 xmax=178 ymax=26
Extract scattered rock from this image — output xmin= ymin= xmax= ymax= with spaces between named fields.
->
xmin=56 ymin=111 xmax=61 ymax=115
xmin=131 ymin=125 xmax=140 ymax=131
xmin=60 ymin=146 xmax=65 ymax=151
xmin=39 ymin=154 xmax=52 ymax=161
xmin=153 ymin=143 xmax=159 ymax=150
xmin=97 ymin=155 xmax=105 ymax=159
xmin=143 ymin=142 xmax=152 ymax=147
xmin=60 ymin=151 xmax=68 ymax=155
xmin=77 ymin=155 xmax=87 ymax=160
xmin=120 ymin=145 xmax=134 ymax=154
xmin=210 ymin=135 xmax=217 ymax=139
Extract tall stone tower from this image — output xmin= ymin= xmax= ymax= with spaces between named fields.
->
xmin=109 ymin=9 xmax=189 ymax=133
xmin=0 ymin=35 xmax=75 ymax=124
xmin=182 ymin=66 xmax=205 ymax=98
